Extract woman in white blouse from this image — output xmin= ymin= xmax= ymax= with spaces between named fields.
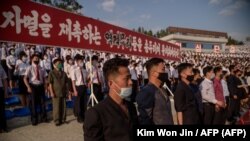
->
xmin=15 ymin=51 xmax=29 ymax=106
xmin=6 ymin=48 xmax=17 ymax=92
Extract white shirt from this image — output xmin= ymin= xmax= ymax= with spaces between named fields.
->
xmin=247 ymin=76 xmax=250 ymax=86
xmin=172 ymin=69 xmax=179 ymax=78
xmin=25 ymin=64 xmax=47 ymax=85
xmin=142 ymin=69 xmax=148 ymax=79
xmin=15 ymin=59 xmax=29 ymax=76
xmin=130 ymin=68 xmax=138 ymax=80
xmin=63 ymin=50 xmax=72 ymax=59
xmin=71 ymin=66 xmax=88 ymax=86
xmin=0 ymin=65 xmax=7 ymax=87
xmin=200 ymin=78 xmax=217 ymax=104
xmin=64 ymin=63 xmax=74 ymax=78
xmin=40 ymin=59 xmax=51 ymax=71
xmin=89 ymin=66 xmax=103 ymax=84
xmin=6 ymin=55 xmax=16 ymax=69
xmin=221 ymin=79 xmax=229 ymax=97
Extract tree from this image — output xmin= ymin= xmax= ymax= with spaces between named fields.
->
xmin=138 ymin=27 xmax=142 ymax=33
xmin=33 ymin=0 xmax=83 ymax=14
xmin=227 ymin=36 xmax=244 ymax=45
xmin=148 ymin=30 xmax=153 ymax=36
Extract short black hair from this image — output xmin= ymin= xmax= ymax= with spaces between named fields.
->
xmin=177 ymin=63 xmax=193 ymax=74
xmin=18 ymin=51 xmax=27 ymax=59
xmin=192 ymin=68 xmax=200 ymax=75
xmin=65 ymin=55 xmax=71 ymax=61
xmin=214 ymin=66 xmax=222 ymax=74
xmin=31 ymin=52 xmax=41 ymax=60
xmin=53 ymin=58 xmax=62 ymax=64
xmin=229 ymin=65 xmax=235 ymax=72
xmin=203 ymin=66 xmax=213 ymax=76
xmin=74 ymin=54 xmax=83 ymax=61
xmin=145 ymin=58 xmax=165 ymax=74
xmin=103 ymin=58 xmax=129 ymax=81
xmin=222 ymin=70 xmax=228 ymax=77
xmin=92 ymin=55 xmax=99 ymax=61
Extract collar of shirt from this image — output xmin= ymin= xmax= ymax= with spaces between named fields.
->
xmin=32 ymin=63 xmax=40 ymax=68
xmin=204 ymin=78 xmax=212 ymax=83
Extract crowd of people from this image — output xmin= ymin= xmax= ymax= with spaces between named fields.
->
xmin=0 ymin=42 xmax=250 ymax=140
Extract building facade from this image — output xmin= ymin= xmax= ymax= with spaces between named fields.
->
xmin=160 ymin=26 xmax=228 ymax=53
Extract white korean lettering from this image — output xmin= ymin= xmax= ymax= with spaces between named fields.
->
xmin=39 ymin=13 xmax=52 ymax=38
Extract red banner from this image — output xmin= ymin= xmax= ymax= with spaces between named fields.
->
xmin=0 ymin=0 xmax=180 ymax=61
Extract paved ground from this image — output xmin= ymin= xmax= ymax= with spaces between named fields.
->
xmin=0 ymin=110 xmax=84 ymax=141
xmin=0 ymin=98 xmax=177 ymax=141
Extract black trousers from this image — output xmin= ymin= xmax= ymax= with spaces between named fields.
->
xmin=213 ymin=108 xmax=226 ymax=125
xmin=73 ymin=85 xmax=87 ymax=121
xmin=93 ymin=83 xmax=103 ymax=102
xmin=0 ymin=87 xmax=7 ymax=130
xmin=131 ymin=80 xmax=138 ymax=103
xmin=18 ymin=75 xmax=27 ymax=95
xmin=203 ymin=103 xmax=215 ymax=125
xmin=29 ymin=84 xmax=47 ymax=124
xmin=228 ymin=98 xmax=241 ymax=121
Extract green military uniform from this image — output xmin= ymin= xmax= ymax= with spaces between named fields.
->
xmin=48 ymin=69 xmax=68 ymax=124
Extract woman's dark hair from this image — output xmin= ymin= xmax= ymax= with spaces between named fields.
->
xmin=18 ymin=51 xmax=27 ymax=59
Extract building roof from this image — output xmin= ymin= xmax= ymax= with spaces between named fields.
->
xmin=167 ymin=26 xmax=228 ymax=38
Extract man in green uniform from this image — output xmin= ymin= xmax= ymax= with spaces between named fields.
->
xmin=48 ymin=58 xmax=68 ymax=126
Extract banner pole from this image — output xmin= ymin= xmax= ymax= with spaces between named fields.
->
xmin=87 ymin=50 xmax=98 ymax=108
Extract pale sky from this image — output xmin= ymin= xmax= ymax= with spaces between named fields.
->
xmin=80 ymin=0 xmax=250 ymax=41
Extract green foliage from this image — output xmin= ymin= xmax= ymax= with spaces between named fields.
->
xmin=33 ymin=0 xmax=83 ymax=13
xmin=227 ymin=36 xmax=244 ymax=45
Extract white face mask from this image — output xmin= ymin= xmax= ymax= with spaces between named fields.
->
xmin=78 ymin=62 xmax=84 ymax=67
xmin=113 ymin=81 xmax=132 ymax=100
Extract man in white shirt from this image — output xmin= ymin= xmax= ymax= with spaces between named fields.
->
xmin=71 ymin=54 xmax=88 ymax=123
xmin=88 ymin=55 xmax=104 ymax=102
xmin=200 ymin=66 xmax=224 ymax=125
xmin=221 ymin=71 xmax=230 ymax=105
xmin=142 ymin=66 xmax=148 ymax=86
xmin=24 ymin=52 xmax=48 ymax=126
xmin=171 ymin=65 xmax=179 ymax=92
xmin=130 ymin=62 xmax=138 ymax=102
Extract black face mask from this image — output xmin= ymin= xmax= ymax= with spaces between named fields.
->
xmin=187 ymin=75 xmax=194 ymax=82
xmin=157 ymin=72 xmax=168 ymax=82
xmin=34 ymin=61 xmax=39 ymax=65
